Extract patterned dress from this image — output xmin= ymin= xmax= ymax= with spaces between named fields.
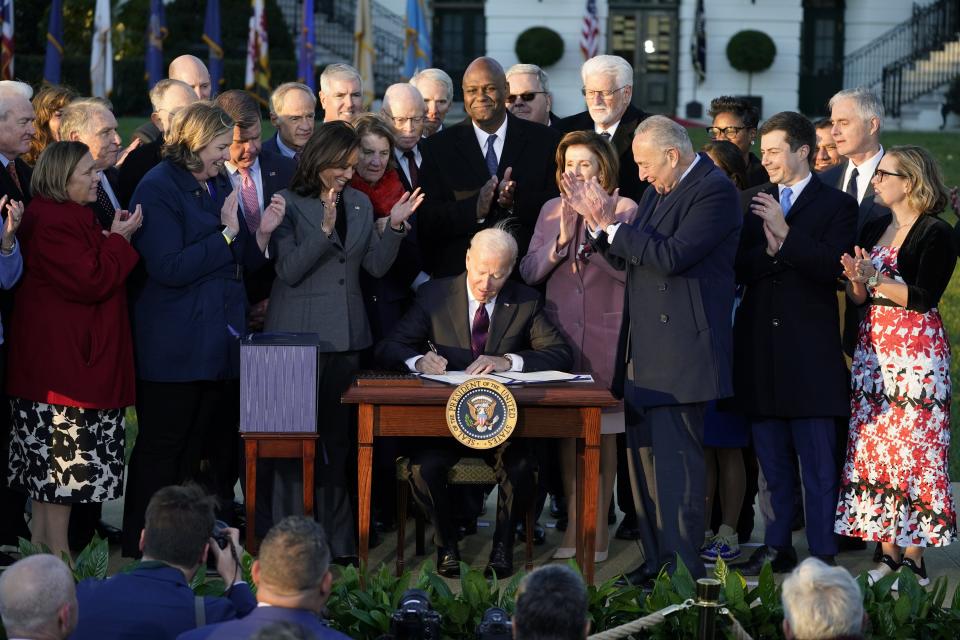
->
xmin=835 ymin=245 xmax=956 ymax=547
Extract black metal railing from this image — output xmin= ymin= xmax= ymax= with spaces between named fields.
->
xmin=843 ymin=0 xmax=960 ymax=117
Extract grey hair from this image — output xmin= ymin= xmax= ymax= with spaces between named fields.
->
xmin=270 ymin=81 xmax=317 ymax=116
xmin=381 ymin=83 xmax=425 ymax=115
xmin=634 ymin=115 xmax=694 ymax=155
xmin=781 ymin=558 xmax=864 ymax=639
xmin=149 ymin=78 xmax=196 ymax=111
xmin=581 ymin=55 xmax=633 ymax=88
xmin=829 ymin=87 xmax=884 ymax=126
xmin=59 ymin=97 xmax=113 ymax=139
xmin=320 ymin=63 xmax=362 ymax=94
xmin=469 ymin=225 xmax=518 ymax=265
xmin=506 ymin=64 xmax=550 ymax=93
xmin=0 ymin=554 xmax=76 ymax=636
xmin=410 ymin=68 xmax=454 ymax=101
xmin=0 ymin=80 xmax=34 ymax=121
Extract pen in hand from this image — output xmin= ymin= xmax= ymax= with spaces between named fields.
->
xmin=426 ymin=340 xmax=447 ymax=374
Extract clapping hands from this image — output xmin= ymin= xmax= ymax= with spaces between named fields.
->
xmin=561 ymin=173 xmax=618 ymax=231
xmin=388 ymin=187 xmax=425 ymax=231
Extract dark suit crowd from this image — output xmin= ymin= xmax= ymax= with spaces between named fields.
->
xmin=0 ymin=49 xmax=955 ymax=640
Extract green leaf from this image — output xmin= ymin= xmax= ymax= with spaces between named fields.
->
xmin=17 ymin=536 xmax=50 ymax=557
xmin=670 ymin=556 xmax=696 ymax=601
xmin=757 ymin=561 xmax=778 ymax=608
xmin=893 ymin=593 xmax=912 ymax=625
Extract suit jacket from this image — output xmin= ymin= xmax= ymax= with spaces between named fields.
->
xmin=0 ymin=157 xmax=32 ymax=205
xmin=243 ymin=149 xmax=297 ymax=305
xmin=417 ymin=112 xmax=561 ymax=278
xmin=133 ymin=120 xmax=161 ymax=144
xmin=261 ymin=133 xmax=297 ymax=161
xmin=119 ymin=137 xmax=163 ymax=208
xmin=557 ymin=104 xmax=650 ymax=202
xmin=90 ymin=166 xmax=121 ymax=229
xmin=734 ymin=175 xmax=857 ymax=418
xmin=177 ymin=604 xmax=349 ymax=640
xmin=375 ymin=275 xmax=572 ymax=373
xmin=264 ymin=185 xmax=406 ymax=352
xmin=71 ymin=563 xmax=257 ymax=640
xmin=130 ymin=160 xmax=267 ymax=382
xmin=820 ymin=157 xmax=890 ymax=234
xmin=593 ymin=153 xmax=741 ymax=407
xmin=745 ymin=152 xmax=769 ymax=189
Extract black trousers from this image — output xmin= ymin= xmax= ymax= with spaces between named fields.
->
xmin=0 ymin=343 xmax=29 ymax=546
xmin=407 ymin=439 xmax=535 ymax=549
xmin=121 ymin=379 xmax=239 ymax=556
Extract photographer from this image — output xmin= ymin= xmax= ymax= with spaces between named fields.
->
xmin=513 ymin=566 xmax=589 ymax=640
xmin=71 ymin=484 xmax=255 ymax=639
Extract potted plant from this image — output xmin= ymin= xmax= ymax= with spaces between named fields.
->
xmin=514 ymin=27 xmax=565 ymax=68
xmin=726 ymin=29 xmax=777 ymax=116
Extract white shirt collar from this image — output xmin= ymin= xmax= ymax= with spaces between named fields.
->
xmin=0 ymin=155 xmax=11 ymax=169
xmin=842 ymin=145 xmax=884 ymax=203
xmin=778 ymin=170 xmax=813 ymax=202
xmin=677 ymin=153 xmax=701 ymax=184
xmin=275 ymin=134 xmax=298 ymax=159
xmin=595 ymin=119 xmax=621 ymax=139
xmin=225 ymin=157 xmax=261 ymax=176
xmin=472 ymin=116 xmax=508 ymax=157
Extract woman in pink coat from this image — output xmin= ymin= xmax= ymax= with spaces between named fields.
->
xmin=519 ymin=130 xmax=638 ymax=561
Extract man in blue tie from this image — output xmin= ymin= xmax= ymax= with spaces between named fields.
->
xmin=731 ymin=111 xmax=858 ymax=575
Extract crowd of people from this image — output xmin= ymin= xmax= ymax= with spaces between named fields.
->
xmin=0 ymin=46 xmax=955 ymax=639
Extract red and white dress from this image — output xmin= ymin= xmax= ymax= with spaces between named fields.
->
xmin=835 ymin=245 xmax=956 ymax=547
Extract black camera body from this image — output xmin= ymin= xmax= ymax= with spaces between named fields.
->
xmin=211 ymin=519 xmax=230 ymax=550
xmin=476 ymin=607 xmax=512 ymax=640
xmin=389 ymin=589 xmax=442 ymax=640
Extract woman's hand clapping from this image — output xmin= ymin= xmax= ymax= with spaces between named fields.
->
xmin=388 ymin=187 xmax=425 ymax=231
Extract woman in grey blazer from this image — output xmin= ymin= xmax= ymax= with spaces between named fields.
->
xmin=264 ymin=121 xmax=423 ymax=560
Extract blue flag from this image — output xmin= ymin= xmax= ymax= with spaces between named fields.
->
xmin=145 ymin=0 xmax=166 ymax=89
xmin=403 ymin=0 xmax=431 ymax=79
xmin=203 ymin=0 xmax=224 ymax=91
xmin=44 ymin=0 xmax=64 ymax=84
xmin=297 ymin=0 xmax=315 ymax=91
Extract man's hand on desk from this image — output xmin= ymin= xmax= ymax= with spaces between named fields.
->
xmin=465 ymin=355 xmax=511 ymax=375
xmin=416 ymin=351 xmax=448 ymax=374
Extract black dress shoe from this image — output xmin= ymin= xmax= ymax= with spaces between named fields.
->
xmin=614 ymin=520 xmax=642 ymax=541
xmin=516 ymin=521 xmax=546 ymax=545
xmin=549 ymin=495 xmax=566 ymax=519
xmin=485 ymin=542 xmax=514 ymax=578
xmin=837 ymin=534 xmax=866 ymax=552
xmin=437 ymin=546 xmax=461 ymax=578
xmin=615 ymin=560 xmax=670 ymax=588
xmin=732 ymin=545 xmax=798 ymax=575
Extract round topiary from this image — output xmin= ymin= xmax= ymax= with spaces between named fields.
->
xmin=515 ymin=27 xmax=565 ymax=69
xmin=726 ymin=30 xmax=777 ymax=94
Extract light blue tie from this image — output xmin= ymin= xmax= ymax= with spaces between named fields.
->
xmin=485 ymin=134 xmax=499 ymax=176
xmin=780 ymin=186 xmax=793 ymax=216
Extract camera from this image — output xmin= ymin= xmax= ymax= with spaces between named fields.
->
xmin=388 ymin=589 xmax=442 ymax=640
xmin=476 ymin=607 xmax=511 ymax=640
xmin=211 ymin=519 xmax=231 ymax=550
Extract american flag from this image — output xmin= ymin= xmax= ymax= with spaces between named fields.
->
xmin=0 ymin=0 xmax=13 ymax=80
xmin=245 ymin=0 xmax=271 ymax=105
xmin=581 ymin=0 xmax=599 ymax=61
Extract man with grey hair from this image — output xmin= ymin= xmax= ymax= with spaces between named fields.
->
xmin=60 ymin=98 xmax=124 ymax=230
xmin=376 ymin=227 xmax=571 ymax=578
xmin=559 ymin=54 xmax=649 ymax=201
xmin=580 ymin=115 xmax=741 ymax=584
xmin=0 ymin=554 xmax=78 ymax=640
xmin=505 ymin=63 xmax=557 ymax=127
xmin=265 ymin=82 xmax=317 ymax=160
xmin=410 ymin=68 xmax=453 ymax=136
xmin=318 ymin=63 xmax=363 ymax=123
xmin=781 ymin=558 xmax=865 ymax=640
xmin=382 ymin=83 xmax=426 ymax=190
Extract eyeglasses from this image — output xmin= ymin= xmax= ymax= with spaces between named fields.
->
xmin=706 ymin=126 xmax=747 ymax=138
xmin=506 ymin=92 xmax=546 ymax=104
xmin=581 ymin=86 xmax=627 ymax=100
xmin=388 ymin=116 xmax=425 ymax=128
xmin=873 ymin=168 xmax=906 ymax=182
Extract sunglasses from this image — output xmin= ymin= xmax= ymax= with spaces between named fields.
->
xmin=505 ymin=92 xmax=546 ymax=104
xmin=873 ymin=168 xmax=905 ymax=182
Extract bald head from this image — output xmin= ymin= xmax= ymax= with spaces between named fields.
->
xmin=382 ymin=84 xmax=425 ymax=152
xmin=462 ymin=57 xmax=507 ymax=132
xmin=150 ymin=79 xmax=199 ymax=134
xmin=168 ymin=55 xmax=212 ymax=100
xmin=0 ymin=555 xmax=77 ymax=640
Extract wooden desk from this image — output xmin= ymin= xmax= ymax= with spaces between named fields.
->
xmin=342 ymin=379 xmax=617 ymax=584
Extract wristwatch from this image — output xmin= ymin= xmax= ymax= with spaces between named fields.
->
xmin=866 ymin=273 xmax=880 ymax=290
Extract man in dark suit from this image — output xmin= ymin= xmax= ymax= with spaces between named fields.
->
xmin=0 ymin=80 xmax=34 ymax=562
xmin=558 ymin=55 xmax=649 ymax=202
xmin=71 ymin=485 xmax=256 ymax=640
xmin=60 ymin=98 xmax=124 ymax=230
xmin=118 ymin=79 xmax=199 ymax=207
xmin=582 ymin=116 xmax=741 ymax=583
xmin=376 ymin=228 xmax=572 ymax=578
xmin=264 ymin=82 xmax=317 ymax=160
xmin=506 ymin=64 xmax=560 ymax=128
xmin=178 ymin=517 xmax=349 ymax=640
xmin=417 ymin=57 xmax=561 ymax=278
xmin=731 ymin=112 xmax=857 ymax=575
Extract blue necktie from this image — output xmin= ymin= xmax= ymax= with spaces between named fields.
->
xmin=484 ymin=134 xmax=498 ymax=176
xmin=780 ymin=186 xmax=793 ymax=216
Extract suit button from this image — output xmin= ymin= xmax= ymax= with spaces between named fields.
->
xmin=660 ymin=314 xmax=669 ymax=323
xmin=371 ymin=295 xmax=378 ymax=302
xmin=338 ymin=279 xmax=344 ymax=285
xmin=658 ymin=283 xmax=667 ymax=292
xmin=631 ymin=257 xmax=640 ymax=265
xmin=772 ymin=318 xmax=780 ymax=327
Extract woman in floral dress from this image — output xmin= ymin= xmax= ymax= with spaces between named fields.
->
xmin=835 ymin=146 xmax=957 ymax=587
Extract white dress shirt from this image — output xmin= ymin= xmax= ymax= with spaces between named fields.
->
xmin=841 ymin=145 xmax=884 ymax=204
xmin=472 ymin=117 xmax=508 ymax=166
xmin=98 ymin=171 xmax=121 ymax=210
xmin=595 ymin=119 xmax=621 ymax=139
xmin=225 ymin=157 xmax=264 ymax=215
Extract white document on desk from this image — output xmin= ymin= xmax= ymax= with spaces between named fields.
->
xmin=491 ymin=371 xmax=594 ymax=384
xmin=418 ymin=371 xmax=506 ymax=385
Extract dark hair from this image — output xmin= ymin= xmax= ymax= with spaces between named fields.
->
xmin=514 ymin=565 xmax=588 ymax=640
xmin=758 ymin=111 xmax=816 ymax=167
xmin=708 ymin=95 xmax=760 ymax=129
xmin=290 ymin=121 xmax=360 ymax=197
xmin=25 ymin=84 xmax=78 ymax=166
xmin=555 ymin=130 xmax=619 ymax=192
xmin=258 ymin=517 xmax=331 ymax=592
xmin=813 ymin=117 xmax=833 ymax=130
xmin=142 ymin=484 xmax=216 ymax=569
xmin=702 ymin=140 xmax=748 ymax=189
xmin=215 ymin=90 xmax=261 ymax=130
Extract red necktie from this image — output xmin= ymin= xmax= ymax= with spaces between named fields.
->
xmin=6 ymin=162 xmax=21 ymax=194
xmin=237 ymin=167 xmax=261 ymax=234
xmin=403 ymin=150 xmax=419 ymax=189
xmin=471 ymin=303 xmax=489 ymax=358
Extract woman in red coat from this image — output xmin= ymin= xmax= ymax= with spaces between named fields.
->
xmin=6 ymin=141 xmax=141 ymax=558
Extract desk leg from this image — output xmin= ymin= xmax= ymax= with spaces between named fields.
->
xmin=357 ymin=403 xmax=374 ymax=582
xmin=577 ymin=407 xmax=601 ymax=585
xmin=244 ymin=438 xmax=258 ymax=553
xmin=303 ymin=439 xmax=316 ymax=518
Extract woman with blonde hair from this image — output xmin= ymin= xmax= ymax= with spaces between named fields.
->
xmin=24 ymin=84 xmax=77 ymax=166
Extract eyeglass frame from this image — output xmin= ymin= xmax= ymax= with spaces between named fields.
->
xmin=581 ymin=86 xmax=627 ymax=100
xmin=387 ymin=115 xmax=426 ymax=128
xmin=873 ymin=168 xmax=906 ymax=182
xmin=705 ymin=125 xmax=749 ymax=138
xmin=505 ymin=91 xmax=547 ymax=104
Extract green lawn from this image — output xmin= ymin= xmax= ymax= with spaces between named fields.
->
xmin=115 ymin=117 xmax=960 ymax=477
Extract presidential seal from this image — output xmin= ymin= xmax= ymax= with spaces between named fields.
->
xmin=445 ymin=378 xmax=518 ymax=449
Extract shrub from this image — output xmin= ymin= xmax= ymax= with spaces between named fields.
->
xmin=514 ymin=27 xmax=565 ymax=69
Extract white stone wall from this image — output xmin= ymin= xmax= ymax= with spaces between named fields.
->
xmin=843 ymin=0 xmax=931 ymax=56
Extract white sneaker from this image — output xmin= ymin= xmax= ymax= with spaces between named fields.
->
xmin=867 ymin=554 xmax=901 ymax=587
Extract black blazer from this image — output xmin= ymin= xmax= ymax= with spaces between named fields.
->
xmin=243 ymin=149 xmax=296 ymax=305
xmin=820 ymin=157 xmax=890 ymax=234
xmin=745 ymin=152 xmax=768 ymax=189
xmin=261 ymin=133 xmax=298 ymax=161
xmin=593 ymin=153 xmax=741 ymax=407
xmin=118 ymin=137 xmax=163 ymax=208
xmin=557 ymin=103 xmax=650 ymax=203
xmin=375 ymin=275 xmax=572 ymax=373
xmin=0 ymin=157 xmax=32 ymax=205
xmin=89 ymin=167 xmax=121 ymax=229
xmin=417 ymin=112 xmax=561 ymax=278
xmin=734 ymin=175 xmax=857 ymax=418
